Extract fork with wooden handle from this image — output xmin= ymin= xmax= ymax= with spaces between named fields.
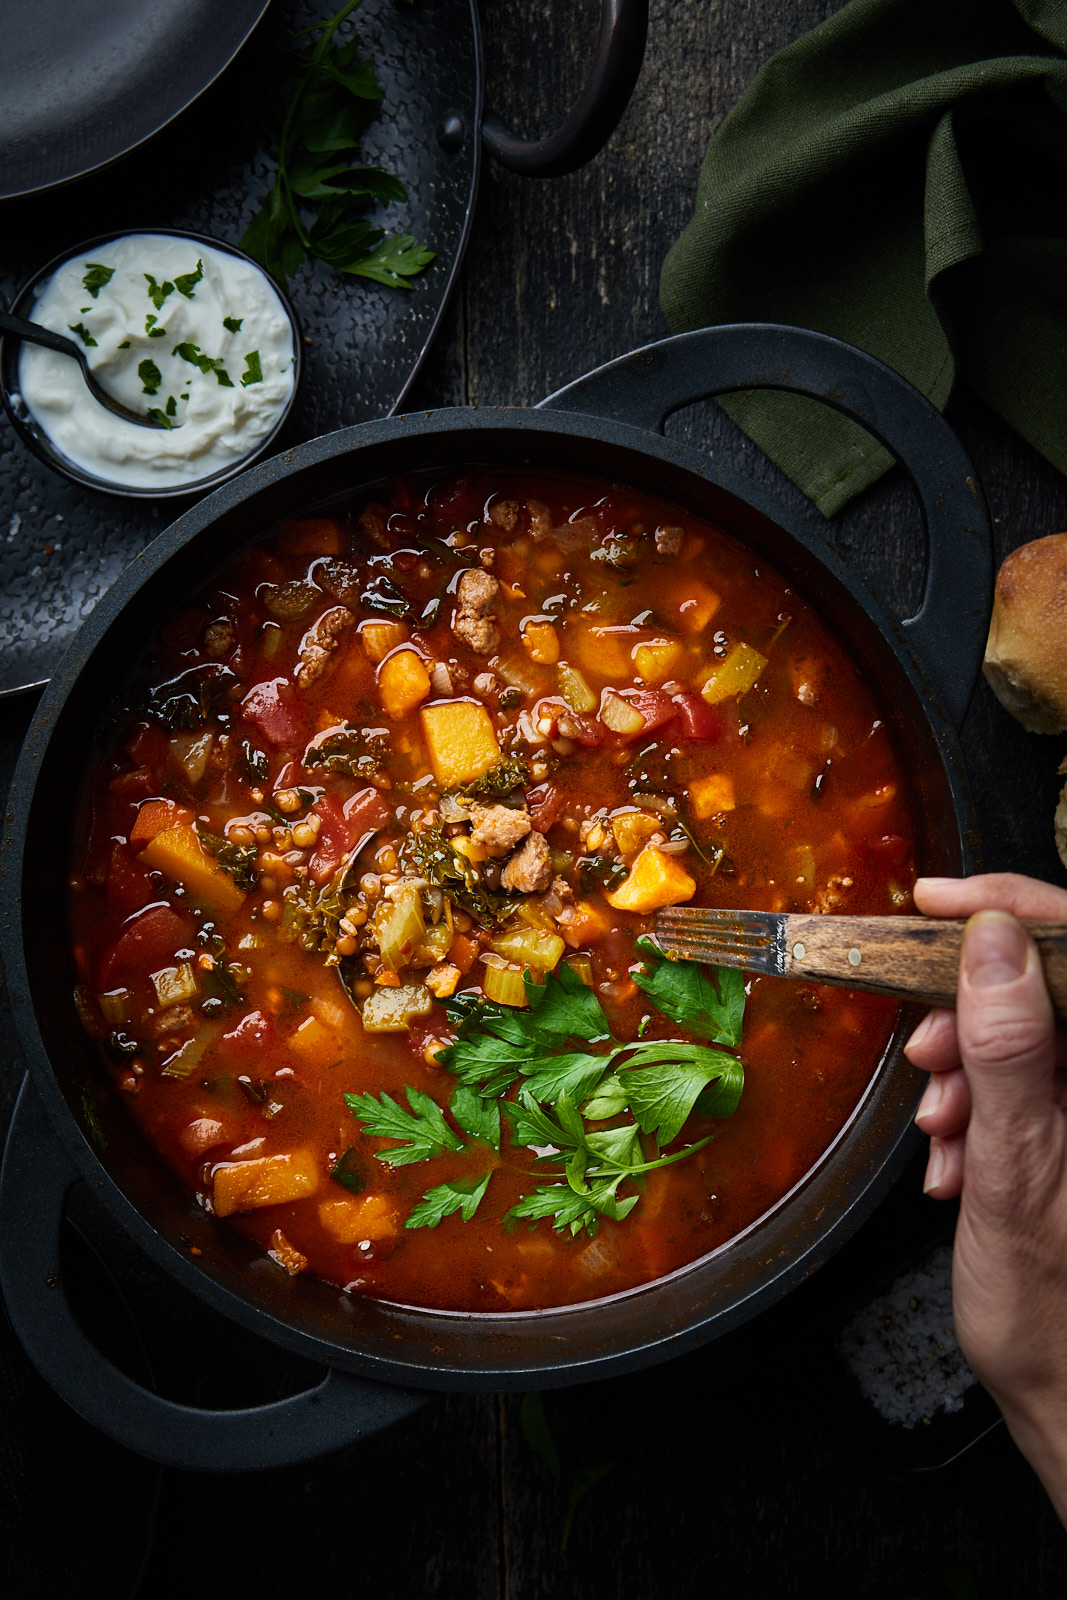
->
xmin=652 ymin=908 xmax=1067 ymax=1018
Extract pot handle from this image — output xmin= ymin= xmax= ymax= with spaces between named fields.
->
xmin=481 ymin=0 xmax=648 ymax=177
xmin=0 ymin=1078 xmax=426 ymax=1472
xmin=538 ymin=324 xmax=991 ymax=732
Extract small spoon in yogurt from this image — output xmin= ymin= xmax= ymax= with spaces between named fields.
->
xmin=0 ymin=309 xmax=167 ymax=429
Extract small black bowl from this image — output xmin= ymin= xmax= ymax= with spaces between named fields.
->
xmin=0 ymin=227 xmax=304 ymax=501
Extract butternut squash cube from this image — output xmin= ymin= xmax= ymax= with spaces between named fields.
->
xmin=574 ymin=626 xmax=636 ymax=679
xmin=140 ymin=824 xmax=246 ymax=914
xmin=213 ymin=1149 xmax=320 ymax=1217
xmin=688 ymin=772 xmax=736 ymax=818
xmin=419 ymin=700 xmax=500 ymax=787
xmin=700 ymin=642 xmax=768 ymax=704
xmin=318 ymin=1193 xmax=398 ymax=1244
xmin=522 ymin=620 xmax=560 ymax=665
xmin=362 ymin=619 xmax=409 ymax=663
xmin=605 ymin=845 xmax=696 ymax=913
xmin=633 ymin=637 xmax=685 ymax=684
xmin=676 ymin=582 xmax=721 ymax=635
xmin=130 ymin=798 xmax=195 ymax=846
xmin=378 ymin=648 xmax=432 ymax=719
xmin=560 ymin=898 xmax=613 ymax=948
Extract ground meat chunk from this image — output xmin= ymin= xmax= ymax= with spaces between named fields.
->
xmin=469 ymin=803 xmax=532 ymax=857
xmin=655 ymin=524 xmax=684 ymax=556
xmin=488 ymin=499 xmax=519 ymax=532
xmin=204 ymin=620 xmax=235 ymax=657
xmin=457 ymin=567 xmax=499 ymax=612
xmin=527 ymin=500 xmax=553 ymax=540
xmin=296 ymin=606 xmax=355 ymax=688
xmin=150 ymin=1005 xmax=195 ymax=1043
xmin=501 ymin=828 xmax=553 ymax=894
xmin=452 ymin=567 xmax=501 ymax=654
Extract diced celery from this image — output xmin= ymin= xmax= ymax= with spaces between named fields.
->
xmin=490 ymin=925 xmax=565 ymax=973
xmin=700 ymin=642 xmax=768 ymax=704
xmin=151 ymin=962 xmax=199 ymax=1009
xmin=496 ymin=649 xmax=553 ymax=697
xmin=564 ymin=953 xmax=594 ymax=987
xmin=411 ymin=920 xmax=454 ymax=966
xmin=482 ymin=956 xmax=529 ymax=1007
xmin=376 ymin=887 xmax=426 ymax=972
xmin=514 ymin=898 xmax=557 ymax=934
xmin=97 ymin=988 xmax=131 ymax=1026
xmin=161 ymin=1022 xmax=221 ymax=1079
xmin=261 ymin=623 xmax=284 ymax=658
xmin=557 ymin=663 xmax=597 ymax=713
xmin=361 ymin=984 xmax=435 ymax=1032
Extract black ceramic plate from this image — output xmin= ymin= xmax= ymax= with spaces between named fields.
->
xmin=1 ymin=0 xmax=271 ymax=201
xmin=0 ymin=0 xmax=480 ymax=696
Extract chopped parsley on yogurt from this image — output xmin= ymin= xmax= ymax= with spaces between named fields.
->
xmin=17 ymin=234 xmax=297 ymax=490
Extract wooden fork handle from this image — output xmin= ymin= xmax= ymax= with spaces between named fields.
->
xmin=782 ymin=915 xmax=1067 ymax=1016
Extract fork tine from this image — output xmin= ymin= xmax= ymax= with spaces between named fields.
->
xmin=652 ymin=908 xmax=786 ymax=975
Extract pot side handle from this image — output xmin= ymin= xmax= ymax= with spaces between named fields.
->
xmin=538 ymin=324 xmax=992 ymax=732
xmin=481 ymin=0 xmax=647 ymax=178
xmin=0 ymin=1078 xmax=426 ymax=1472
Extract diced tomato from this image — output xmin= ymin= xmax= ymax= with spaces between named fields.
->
xmin=273 ymin=759 xmax=308 ymax=792
xmin=308 ymin=793 xmax=354 ymax=884
xmin=864 ymin=833 xmax=910 ymax=870
xmin=672 ymin=691 xmax=724 ymax=741
xmin=219 ymin=1009 xmax=277 ymax=1057
xmin=344 ymin=786 xmax=393 ymax=837
xmin=427 ymin=473 xmax=481 ymax=525
xmin=109 ymin=768 xmax=157 ymax=803
xmin=125 ymin=723 xmax=167 ymax=767
xmin=527 ymin=784 xmax=567 ymax=833
xmin=106 ymin=842 xmax=159 ymax=915
xmin=98 ymin=903 xmax=191 ymax=988
xmin=560 ymin=713 xmax=606 ymax=749
xmin=241 ymin=678 xmax=304 ymax=748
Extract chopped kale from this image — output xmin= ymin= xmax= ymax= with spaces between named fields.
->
xmin=304 ymin=725 xmax=387 ymax=780
xmin=198 ymin=826 xmax=259 ymax=892
xmin=401 ymin=824 xmax=518 ymax=929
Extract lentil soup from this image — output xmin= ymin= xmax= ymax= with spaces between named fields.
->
xmin=68 ymin=469 xmax=915 ymax=1311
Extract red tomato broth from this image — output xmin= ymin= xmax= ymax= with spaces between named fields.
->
xmin=67 ymin=469 xmax=914 ymax=1312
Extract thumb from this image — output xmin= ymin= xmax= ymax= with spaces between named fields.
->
xmin=956 ymin=910 xmax=1056 ymax=1131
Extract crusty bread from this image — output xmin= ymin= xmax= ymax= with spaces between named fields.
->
xmin=983 ymin=533 xmax=1067 ymax=734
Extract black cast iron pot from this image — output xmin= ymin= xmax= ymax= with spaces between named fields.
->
xmin=0 ymin=324 xmax=991 ymax=1471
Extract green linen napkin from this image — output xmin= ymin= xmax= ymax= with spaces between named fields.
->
xmin=659 ymin=0 xmax=1067 ymax=515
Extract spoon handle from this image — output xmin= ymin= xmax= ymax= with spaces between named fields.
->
xmin=0 ymin=309 xmax=82 ymax=362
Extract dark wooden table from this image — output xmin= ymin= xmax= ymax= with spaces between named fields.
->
xmin=3 ymin=2 xmax=1067 ymax=1593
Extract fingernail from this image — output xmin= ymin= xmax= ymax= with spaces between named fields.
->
xmin=923 ymin=1143 xmax=945 ymax=1194
xmin=904 ymin=1012 xmax=934 ymax=1058
xmin=915 ymin=1076 xmax=943 ymax=1126
xmin=962 ymin=911 xmax=1028 ymax=988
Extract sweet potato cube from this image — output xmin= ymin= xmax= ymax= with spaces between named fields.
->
xmin=362 ymin=619 xmax=409 ymax=663
xmin=140 ymin=824 xmax=246 ymax=914
xmin=130 ymin=798 xmax=195 ymax=846
xmin=318 ymin=1193 xmax=398 ymax=1244
xmin=213 ymin=1150 xmax=320 ymax=1217
xmin=633 ymin=637 xmax=685 ymax=684
xmin=378 ymin=648 xmax=431 ymax=719
xmin=688 ymin=772 xmax=736 ymax=819
xmin=560 ymin=898 xmax=613 ymax=949
xmin=420 ymin=700 xmax=500 ymax=787
xmin=700 ymin=642 xmax=768 ymax=704
xmin=605 ymin=845 xmax=696 ymax=913
xmin=574 ymin=626 xmax=636 ymax=680
xmin=676 ymin=582 xmax=721 ymax=635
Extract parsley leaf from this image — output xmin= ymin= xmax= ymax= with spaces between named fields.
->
xmin=137 ymin=358 xmax=162 ymax=394
xmin=450 ymin=1085 xmax=501 ymax=1150
xmin=633 ymin=936 xmax=745 ymax=1047
xmin=144 ymin=273 xmax=175 ymax=311
xmin=67 ymin=322 xmax=97 ymax=347
xmin=172 ymin=342 xmax=233 ymax=386
xmin=82 ymin=262 xmax=114 ymax=299
xmin=240 ymin=350 xmax=263 ymax=386
xmin=406 ymin=1173 xmax=492 ymax=1230
xmin=223 ymin=316 xmax=244 ymax=333
xmin=174 ymin=260 xmax=204 ymax=298
xmin=240 ymin=0 xmax=433 ymax=290
xmin=345 ymin=1086 xmax=464 ymax=1166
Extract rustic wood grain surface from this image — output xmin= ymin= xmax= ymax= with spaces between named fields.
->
xmin=3 ymin=1 xmax=1067 ymax=1593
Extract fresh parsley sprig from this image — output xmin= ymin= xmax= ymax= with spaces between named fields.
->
xmin=345 ymin=950 xmax=746 ymax=1239
xmin=241 ymin=0 xmax=435 ymax=289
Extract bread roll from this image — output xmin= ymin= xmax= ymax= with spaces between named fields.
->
xmin=983 ymin=533 xmax=1067 ymax=734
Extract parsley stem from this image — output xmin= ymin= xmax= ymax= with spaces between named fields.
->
xmin=275 ymin=0 xmax=365 ymax=247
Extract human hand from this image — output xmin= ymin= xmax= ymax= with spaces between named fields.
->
xmin=906 ymin=872 xmax=1067 ymax=1524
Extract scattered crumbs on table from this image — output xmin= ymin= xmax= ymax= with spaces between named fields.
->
xmin=836 ymin=1244 xmax=979 ymax=1428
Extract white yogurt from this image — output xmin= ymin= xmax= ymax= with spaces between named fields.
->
xmin=17 ymin=233 xmax=297 ymax=490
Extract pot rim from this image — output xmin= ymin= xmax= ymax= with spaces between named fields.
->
xmin=1 ymin=398 xmax=980 ymax=1388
